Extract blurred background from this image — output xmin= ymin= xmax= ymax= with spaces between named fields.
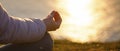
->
xmin=0 ymin=0 xmax=54 ymax=19
xmin=0 ymin=0 xmax=120 ymax=43
xmin=0 ymin=0 xmax=120 ymax=51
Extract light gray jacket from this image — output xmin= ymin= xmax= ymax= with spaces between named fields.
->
xmin=0 ymin=4 xmax=46 ymax=43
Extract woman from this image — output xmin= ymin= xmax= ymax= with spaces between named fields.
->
xmin=0 ymin=3 xmax=62 ymax=51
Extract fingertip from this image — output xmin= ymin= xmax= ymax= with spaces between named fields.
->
xmin=50 ymin=10 xmax=58 ymax=14
xmin=50 ymin=10 xmax=62 ymax=22
xmin=54 ymin=12 xmax=62 ymax=20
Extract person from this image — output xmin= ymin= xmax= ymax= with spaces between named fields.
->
xmin=0 ymin=3 xmax=62 ymax=51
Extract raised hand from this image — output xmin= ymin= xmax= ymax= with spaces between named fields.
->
xmin=43 ymin=11 xmax=62 ymax=31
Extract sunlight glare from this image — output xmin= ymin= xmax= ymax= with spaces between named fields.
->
xmin=64 ymin=0 xmax=94 ymax=27
xmin=53 ymin=0 xmax=98 ymax=43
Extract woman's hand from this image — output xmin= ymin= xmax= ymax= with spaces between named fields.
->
xmin=43 ymin=11 xmax=62 ymax=31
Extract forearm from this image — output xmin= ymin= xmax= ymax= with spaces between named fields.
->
xmin=0 ymin=4 xmax=46 ymax=44
xmin=0 ymin=4 xmax=10 ymax=33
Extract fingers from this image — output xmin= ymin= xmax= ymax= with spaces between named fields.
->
xmin=48 ymin=10 xmax=62 ymax=25
xmin=51 ymin=11 xmax=62 ymax=26
xmin=43 ymin=11 xmax=62 ymax=31
xmin=53 ymin=11 xmax=62 ymax=22
xmin=47 ymin=11 xmax=56 ymax=18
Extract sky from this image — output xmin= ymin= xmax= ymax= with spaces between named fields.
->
xmin=0 ymin=0 xmax=120 ymax=43
xmin=0 ymin=0 xmax=54 ymax=19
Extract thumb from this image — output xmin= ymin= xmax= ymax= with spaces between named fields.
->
xmin=52 ymin=11 xmax=62 ymax=25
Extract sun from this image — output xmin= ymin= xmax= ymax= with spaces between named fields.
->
xmin=64 ymin=0 xmax=94 ymax=26
xmin=53 ymin=0 xmax=97 ymax=43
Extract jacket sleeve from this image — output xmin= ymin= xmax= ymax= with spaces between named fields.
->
xmin=0 ymin=3 xmax=46 ymax=43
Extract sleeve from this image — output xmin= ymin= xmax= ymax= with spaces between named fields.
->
xmin=0 ymin=3 xmax=46 ymax=43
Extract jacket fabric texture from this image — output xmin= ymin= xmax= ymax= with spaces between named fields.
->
xmin=0 ymin=3 xmax=46 ymax=43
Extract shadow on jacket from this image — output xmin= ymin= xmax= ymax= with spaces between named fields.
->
xmin=0 ymin=32 xmax=53 ymax=51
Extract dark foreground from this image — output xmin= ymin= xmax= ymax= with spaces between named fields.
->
xmin=53 ymin=40 xmax=120 ymax=51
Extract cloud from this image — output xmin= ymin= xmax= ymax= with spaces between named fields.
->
xmin=90 ymin=0 xmax=120 ymax=42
